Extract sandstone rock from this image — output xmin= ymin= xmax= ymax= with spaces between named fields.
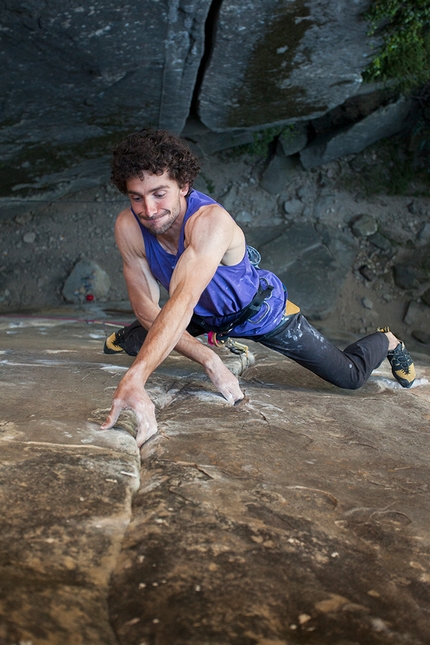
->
xmin=1 ymin=0 xmax=211 ymax=195
xmin=2 ymin=306 xmax=430 ymax=645
xmin=108 ymin=342 xmax=430 ymax=645
xmin=359 ymin=265 xmax=376 ymax=282
xmin=418 ymin=222 xmax=430 ymax=244
xmin=283 ymin=198 xmax=303 ymax=217
xmin=368 ymin=232 xmax=393 ymax=253
xmin=362 ymin=297 xmax=374 ymax=310
xmin=393 ymin=265 xmax=421 ymax=290
xmin=217 ymin=185 xmax=239 ymax=213
xmin=403 ymin=299 xmax=430 ymax=327
xmin=422 ymin=287 xmax=430 ymax=308
xmin=0 ymin=316 xmax=141 ymax=645
xmin=313 ymin=195 xmax=336 ymax=220
xmin=186 ymin=129 xmax=254 ymax=155
xmin=235 ymin=210 xmax=253 ymax=224
xmin=15 ymin=213 xmax=33 ymax=225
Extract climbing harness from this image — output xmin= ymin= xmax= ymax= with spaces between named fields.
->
xmin=192 ymin=246 xmax=270 ymax=357
xmin=191 ymin=280 xmax=274 ymax=337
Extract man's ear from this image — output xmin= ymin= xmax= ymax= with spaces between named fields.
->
xmin=180 ymin=182 xmax=190 ymax=196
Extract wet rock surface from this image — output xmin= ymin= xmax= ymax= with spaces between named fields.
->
xmin=0 ymin=313 xmax=141 ymax=645
xmin=109 ymin=342 xmax=430 ymax=645
xmin=1 ymin=311 xmax=430 ymax=644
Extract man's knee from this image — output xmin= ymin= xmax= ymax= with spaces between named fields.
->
xmin=334 ymin=373 xmax=367 ymax=390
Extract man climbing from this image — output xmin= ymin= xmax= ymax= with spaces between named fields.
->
xmin=101 ymin=129 xmax=415 ymax=447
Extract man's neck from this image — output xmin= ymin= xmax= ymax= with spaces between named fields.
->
xmin=154 ymin=194 xmax=188 ymax=254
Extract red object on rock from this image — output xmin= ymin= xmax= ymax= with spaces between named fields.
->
xmin=86 ymin=294 xmax=94 ymax=301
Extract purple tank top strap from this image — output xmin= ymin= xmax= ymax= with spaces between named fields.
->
xmin=176 ymin=190 xmax=219 ymax=256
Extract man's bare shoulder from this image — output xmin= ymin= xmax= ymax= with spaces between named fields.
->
xmin=185 ymin=202 xmax=245 ymax=263
xmin=114 ymin=207 xmax=145 ymax=256
xmin=115 ymin=205 xmax=136 ymax=228
xmin=187 ymin=201 xmax=240 ymax=234
xmin=114 ymin=207 xmax=141 ymax=237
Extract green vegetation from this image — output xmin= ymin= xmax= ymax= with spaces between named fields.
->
xmin=364 ymin=0 xmax=430 ymax=90
xmin=227 ymin=124 xmax=298 ymax=159
xmin=247 ymin=126 xmax=285 ymax=156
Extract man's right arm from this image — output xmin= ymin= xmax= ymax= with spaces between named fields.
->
xmin=115 ymin=209 xmax=243 ymax=405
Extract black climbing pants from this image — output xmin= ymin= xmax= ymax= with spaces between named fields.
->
xmin=255 ymin=313 xmax=388 ymax=390
xmin=116 ymin=313 xmax=389 ymax=391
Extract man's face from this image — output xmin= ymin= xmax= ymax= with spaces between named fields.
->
xmin=126 ymin=171 xmax=189 ymax=236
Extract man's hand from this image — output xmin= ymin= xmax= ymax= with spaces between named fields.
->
xmin=204 ymin=354 xmax=244 ymax=404
xmin=100 ymin=369 xmax=157 ymax=448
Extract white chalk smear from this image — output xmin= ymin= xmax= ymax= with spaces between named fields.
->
xmin=371 ymin=376 xmax=429 ymax=390
xmin=100 ymin=364 xmax=129 ymax=374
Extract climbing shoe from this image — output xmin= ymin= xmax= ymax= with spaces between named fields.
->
xmin=103 ymin=328 xmax=126 ymax=354
xmin=376 ymin=326 xmax=415 ymax=387
xmin=387 ymin=341 xmax=416 ymax=388
xmin=376 ymin=327 xmax=415 ymax=387
xmin=376 ymin=326 xmax=390 ymax=334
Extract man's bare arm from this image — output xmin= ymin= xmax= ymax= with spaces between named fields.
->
xmin=101 ymin=208 xmax=244 ymax=444
xmin=116 ymin=209 xmax=243 ymax=385
xmin=122 ymin=253 xmax=243 ymax=401
xmin=124 ymin=204 xmax=242 ymax=379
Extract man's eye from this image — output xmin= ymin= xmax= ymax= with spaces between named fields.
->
xmin=131 ymin=196 xmax=141 ymax=201
xmin=154 ymin=193 xmax=166 ymax=198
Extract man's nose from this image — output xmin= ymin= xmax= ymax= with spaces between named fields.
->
xmin=142 ymin=197 xmax=157 ymax=218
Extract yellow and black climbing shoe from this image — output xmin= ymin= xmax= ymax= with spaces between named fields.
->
xmin=103 ymin=328 xmax=126 ymax=354
xmin=387 ymin=341 xmax=416 ymax=388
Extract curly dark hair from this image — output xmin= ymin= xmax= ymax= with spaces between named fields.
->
xmin=111 ymin=129 xmax=200 ymax=194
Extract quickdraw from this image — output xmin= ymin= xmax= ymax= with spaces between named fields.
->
xmin=207 ymin=331 xmax=249 ymax=356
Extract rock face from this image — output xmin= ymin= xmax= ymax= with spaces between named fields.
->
xmin=0 ymin=0 xmax=211 ymax=195
xmin=0 ymin=315 xmax=141 ymax=645
xmin=2 ymin=313 xmax=430 ymax=645
xmin=300 ymin=97 xmax=414 ymax=169
xmin=198 ymin=0 xmax=374 ymax=130
xmin=258 ymin=222 xmax=358 ymax=319
xmin=1 ymin=0 xmax=378 ymax=197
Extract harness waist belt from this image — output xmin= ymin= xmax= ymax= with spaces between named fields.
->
xmin=191 ymin=282 xmax=274 ymax=335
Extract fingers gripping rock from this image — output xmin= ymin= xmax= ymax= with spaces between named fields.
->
xmin=100 ymin=371 xmax=159 ymax=446
xmin=205 ymin=357 xmax=244 ymax=404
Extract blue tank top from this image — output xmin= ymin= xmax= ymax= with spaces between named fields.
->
xmin=131 ymin=189 xmax=286 ymax=336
